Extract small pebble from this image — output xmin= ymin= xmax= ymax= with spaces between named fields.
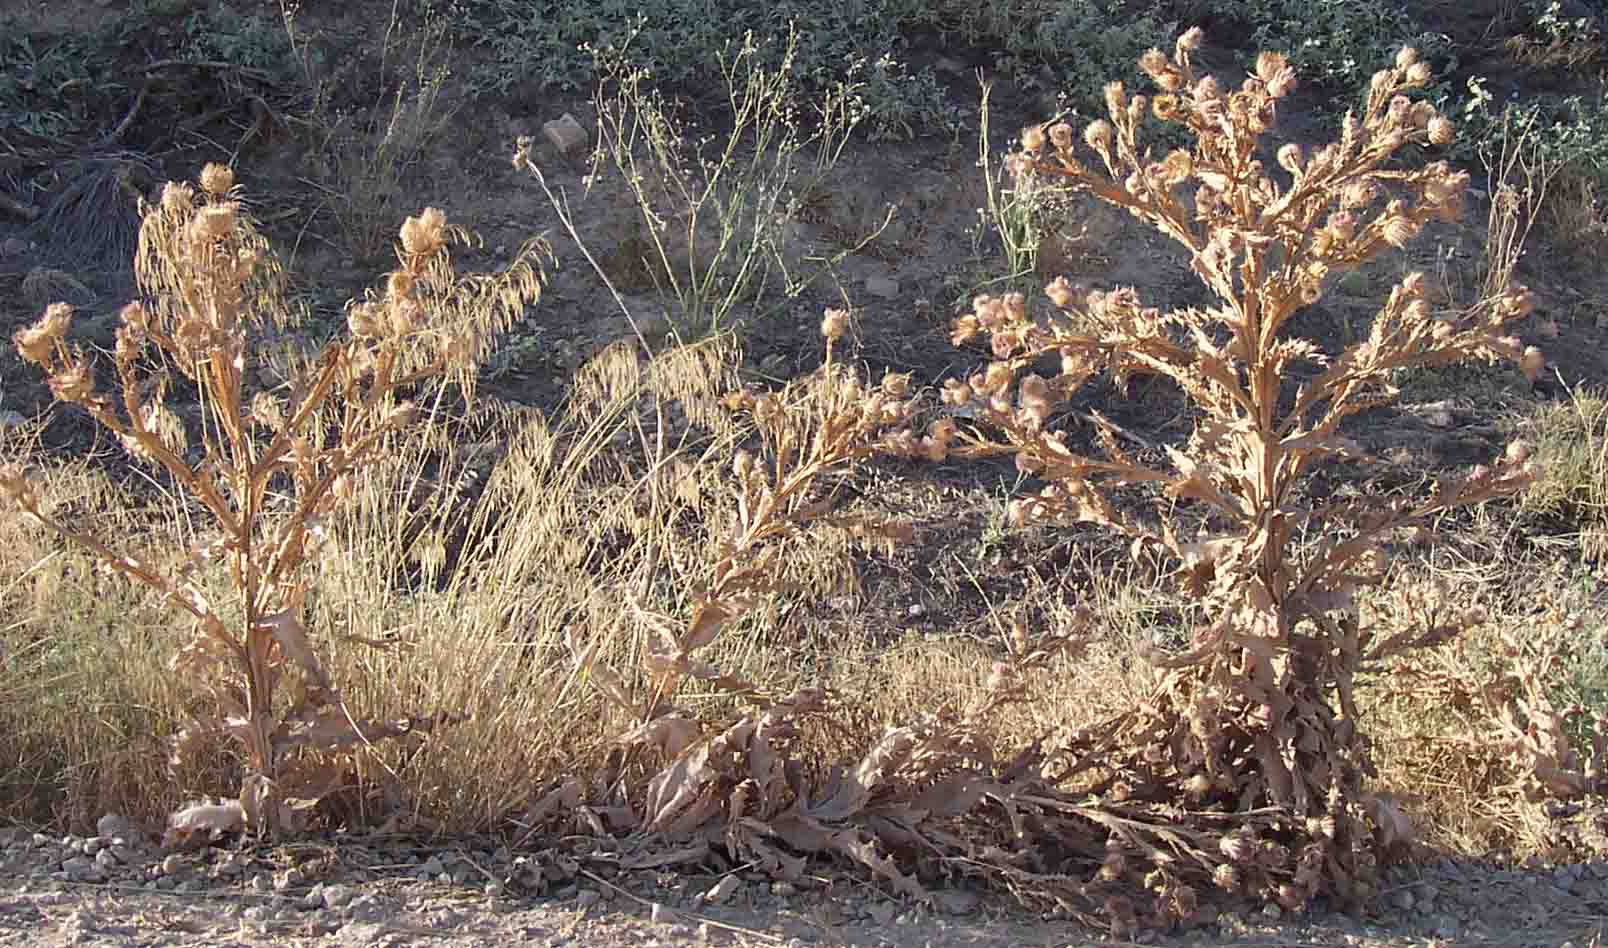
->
xmin=321 ymin=884 xmax=355 ymax=909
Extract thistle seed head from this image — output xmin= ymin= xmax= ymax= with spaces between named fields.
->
xmin=198 ymin=163 xmax=235 ymax=196
xmin=1276 ymin=142 xmax=1304 ymax=175
xmin=1019 ymin=374 xmax=1053 ymax=423
xmin=820 ymin=307 xmax=850 ymax=341
xmin=1045 ymin=276 xmax=1077 ymax=308
xmin=160 ymin=181 xmax=193 ymax=215
xmin=1104 ymin=81 xmax=1127 ymax=118
xmin=387 ymin=270 xmax=415 ymax=299
xmin=1379 ymin=215 xmax=1417 ymax=249
xmin=400 ymin=207 xmax=448 ymax=256
xmin=190 ymin=203 xmax=238 ymax=242
xmin=1426 ymin=116 xmax=1455 ymax=147
xmin=14 ymin=302 xmax=73 ymax=366
xmin=1020 ymin=124 xmax=1046 ymax=153
xmin=1138 ymin=48 xmax=1169 ymax=80
xmin=347 ymin=302 xmax=381 ymax=338
xmin=1084 ymin=119 xmax=1114 ymax=152
xmin=1048 ymin=121 xmax=1074 ymax=150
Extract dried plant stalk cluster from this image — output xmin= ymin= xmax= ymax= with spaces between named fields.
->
xmin=0 ymin=34 xmax=1584 ymax=937
xmin=928 ymin=33 xmax=1541 ymax=924
xmin=4 ymin=165 xmax=547 ymax=840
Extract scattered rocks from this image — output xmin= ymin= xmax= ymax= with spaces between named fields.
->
xmin=320 ymin=883 xmax=356 ymax=910
xmin=60 ymin=855 xmax=103 ymax=883
xmin=933 ymin=889 xmax=979 ymax=916
xmin=863 ymin=274 xmax=901 ymax=300
xmin=7 ymin=815 xmax=1608 ymax=947
xmin=543 ymin=113 xmax=589 ymax=158
xmin=95 ymin=814 xmax=129 ymax=839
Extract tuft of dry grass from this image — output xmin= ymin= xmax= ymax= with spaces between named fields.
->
xmin=285 ymin=0 xmax=458 ymax=264
xmin=1518 ymin=384 xmax=1608 ymax=555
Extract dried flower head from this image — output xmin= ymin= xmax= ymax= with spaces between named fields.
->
xmin=400 ymin=207 xmax=448 ymax=256
xmin=1379 ymin=215 xmax=1417 ymax=249
xmin=14 ymin=302 xmax=73 ymax=366
xmin=199 ymin=163 xmax=235 ymax=196
xmin=160 ymin=181 xmax=194 ymax=215
xmin=1085 ymin=119 xmax=1114 ymax=153
xmin=1045 ymin=276 xmax=1078 ymax=308
xmin=1426 ymin=116 xmax=1455 ymax=147
xmin=1019 ymin=374 xmax=1053 ymax=424
xmin=387 ymin=270 xmax=415 ymax=299
xmin=347 ymin=302 xmax=381 ymax=338
xmin=1104 ymin=81 xmax=1127 ymax=117
xmin=820 ymin=308 xmax=850 ymax=341
xmin=1277 ymin=142 xmax=1304 ymax=175
xmin=1048 ymin=121 xmax=1074 ymax=150
xmin=190 ymin=203 xmax=238 ymax=242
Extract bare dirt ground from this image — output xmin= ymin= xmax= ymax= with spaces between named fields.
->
xmin=5 ymin=821 xmax=1608 ymax=947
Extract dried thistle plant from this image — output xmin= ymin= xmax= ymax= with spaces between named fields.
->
xmin=3 ymin=164 xmax=548 ymax=840
xmin=571 ymin=310 xmax=1021 ymax=881
xmin=583 ymin=309 xmax=925 ymax=725
xmin=939 ymin=34 xmax=1541 ymax=917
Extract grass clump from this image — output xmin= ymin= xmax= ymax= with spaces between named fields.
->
xmin=1519 ymin=385 xmax=1608 ymax=553
xmin=583 ymin=28 xmax=880 ymax=337
xmin=285 ymin=1 xmax=460 ymax=264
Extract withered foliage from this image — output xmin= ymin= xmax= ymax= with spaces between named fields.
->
xmin=4 ymin=35 xmax=1588 ymax=938
xmin=3 ymin=165 xmax=548 ymax=838
xmin=594 ymin=36 xmax=1555 ymax=935
xmin=929 ymin=34 xmax=1540 ymax=921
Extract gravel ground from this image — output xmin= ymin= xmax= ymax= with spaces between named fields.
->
xmin=4 ymin=819 xmax=1608 ymax=947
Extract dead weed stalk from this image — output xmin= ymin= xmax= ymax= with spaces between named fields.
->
xmin=2 ymin=164 xmax=547 ymax=841
xmin=935 ymin=35 xmax=1540 ymax=924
